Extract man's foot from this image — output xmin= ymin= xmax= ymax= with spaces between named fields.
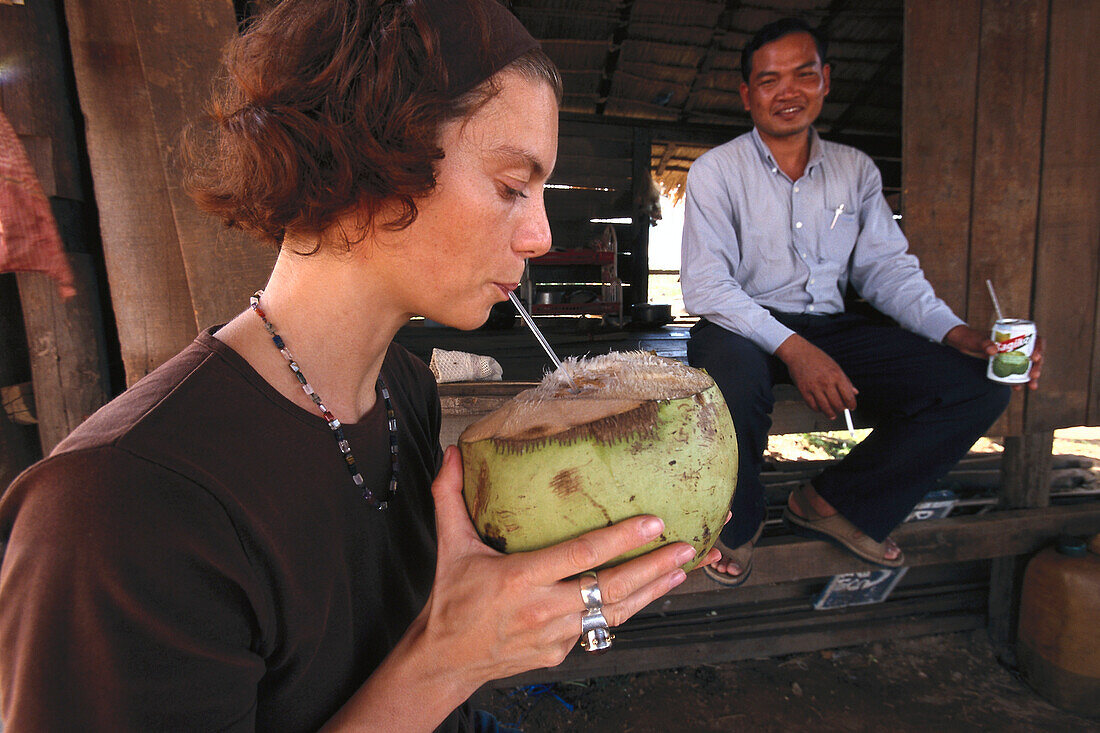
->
xmin=704 ymin=521 xmax=764 ymax=586
xmin=783 ymin=483 xmax=904 ymax=567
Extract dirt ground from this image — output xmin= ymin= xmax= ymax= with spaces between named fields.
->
xmin=477 ymin=429 xmax=1100 ymax=732
xmin=478 ymin=632 xmax=1098 ymax=732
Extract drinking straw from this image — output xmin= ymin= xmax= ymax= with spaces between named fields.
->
xmin=985 ymin=279 xmax=1004 ymax=322
xmin=508 ymin=291 xmax=579 ymax=391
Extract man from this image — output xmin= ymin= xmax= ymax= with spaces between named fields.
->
xmin=680 ymin=18 xmax=1041 ymax=585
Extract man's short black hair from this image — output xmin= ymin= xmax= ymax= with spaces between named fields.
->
xmin=741 ymin=17 xmax=828 ymax=81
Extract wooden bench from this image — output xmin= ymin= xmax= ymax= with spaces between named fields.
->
xmin=439 ymin=382 xmax=855 ymax=447
xmin=441 ymin=379 xmax=1097 ymax=683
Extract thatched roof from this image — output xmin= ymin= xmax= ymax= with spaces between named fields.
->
xmin=515 ymin=0 xmax=903 ymax=199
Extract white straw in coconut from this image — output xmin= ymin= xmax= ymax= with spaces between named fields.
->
xmin=508 ymin=291 xmax=579 ymax=391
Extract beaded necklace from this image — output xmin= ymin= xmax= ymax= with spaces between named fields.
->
xmin=249 ymin=291 xmax=397 ymax=510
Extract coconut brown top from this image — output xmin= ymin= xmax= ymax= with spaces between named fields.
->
xmin=459 ymin=351 xmax=715 ymax=443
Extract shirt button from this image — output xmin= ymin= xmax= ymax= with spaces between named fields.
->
xmin=795 ymin=221 xmax=803 ymax=229
xmin=771 ymin=167 xmax=778 ymax=174
xmin=800 ymin=252 xmax=807 ymax=258
xmin=793 ymin=186 xmax=800 ymax=193
xmin=808 ymin=305 xmax=815 ymax=311
xmin=809 ymin=278 xmax=815 ymax=284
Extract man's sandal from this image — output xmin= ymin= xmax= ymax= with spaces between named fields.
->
xmin=704 ymin=521 xmax=765 ymax=587
xmin=781 ymin=484 xmax=905 ymax=569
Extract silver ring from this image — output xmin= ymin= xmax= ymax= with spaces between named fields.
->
xmin=577 ymin=572 xmax=613 ymax=652
xmin=580 ymin=609 xmax=614 ymax=652
xmin=578 ymin=571 xmax=603 ymax=610
xmin=581 ymin=607 xmax=609 ymax=634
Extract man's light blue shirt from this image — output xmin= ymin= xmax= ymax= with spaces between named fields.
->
xmin=680 ymin=128 xmax=964 ymax=354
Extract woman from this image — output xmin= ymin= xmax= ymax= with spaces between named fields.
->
xmin=0 ymin=1 xmax=718 ymax=730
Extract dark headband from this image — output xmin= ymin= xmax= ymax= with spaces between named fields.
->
xmin=423 ymin=0 xmax=540 ymax=97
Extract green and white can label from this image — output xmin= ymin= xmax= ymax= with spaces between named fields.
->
xmin=987 ymin=318 xmax=1036 ymax=384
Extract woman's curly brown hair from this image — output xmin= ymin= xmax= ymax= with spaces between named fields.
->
xmin=182 ymin=0 xmax=560 ymax=249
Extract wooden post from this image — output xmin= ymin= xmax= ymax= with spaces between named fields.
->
xmin=121 ymin=0 xmax=276 ymax=330
xmin=1000 ymin=432 xmax=1054 ymax=510
xmin=62 ymin=1 xmax=202 ymax=383
xmin=16 ymin=208 xmax=113 ymax=453
xmin=1 ymin=0 xmax=112 ymax=453
xmin=628 ymin=127 xmax=652 ymax=307
xmin=988 ymin=429 xmax=1054 ymax=664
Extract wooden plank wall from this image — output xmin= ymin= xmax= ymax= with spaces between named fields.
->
xmin=130 ymin=1 xmax=277 ymax=332
xmin=0 ymin=0 xmax=112 ymax=454
xmin=63 ymin=0 xmax=275 ymax=387
xmin=1030 ymin=0 xmax=1100 ymax=431
xmin=548 ymin=119 xmax=649 ymax=306
xmin=901 ymin=1 xmax=980 ymax=315
xmin=904 ymin=0 xmax=1100 ymax=434
xmin=549 ymin=119 xmax=634 ymax=221
xmin=968 ymin=0 xmax=1047 ymax=436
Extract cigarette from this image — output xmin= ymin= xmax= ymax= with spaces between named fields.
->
xmin=843 ymin=408 xmax=856 ymax=438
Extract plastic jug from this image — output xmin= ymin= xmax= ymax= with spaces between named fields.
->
xmin=1017 ymin=533 xmax=1100 ymax=717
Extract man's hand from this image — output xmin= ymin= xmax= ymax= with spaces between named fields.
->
xmin=774 ymin=334 xmax=857 ymax=420
xmin=943 ymin=324 xmax=1043 ymax=391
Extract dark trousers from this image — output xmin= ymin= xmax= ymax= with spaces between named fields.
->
xmin=688 ymin=313 xmax=1010 ymax=545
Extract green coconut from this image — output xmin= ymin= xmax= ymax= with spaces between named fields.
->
xmin=459 ymin=351 xmax=738 ymax=571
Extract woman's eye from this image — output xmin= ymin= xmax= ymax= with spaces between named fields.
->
xmin=499 ymin=183 xmax=528 ymax=200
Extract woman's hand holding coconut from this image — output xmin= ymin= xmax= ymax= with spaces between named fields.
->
xmin=421 ymin=446 xmax=715 ymax=675
xmin=323 ymin=446 xmax=721 ymax=730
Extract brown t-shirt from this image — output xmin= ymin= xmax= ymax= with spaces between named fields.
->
xmin=0 ymin=330 xmax=469 ymax=731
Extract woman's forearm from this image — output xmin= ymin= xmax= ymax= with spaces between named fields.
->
xmin=319 ymin=612 xmax=477 ymax=732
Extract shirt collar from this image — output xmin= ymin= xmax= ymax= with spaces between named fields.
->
xmin=750 ymin=126 xmax=825 ymax=179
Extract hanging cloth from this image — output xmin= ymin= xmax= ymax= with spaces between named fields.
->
xmin=0 ymin=110 xmax=75 ymax=298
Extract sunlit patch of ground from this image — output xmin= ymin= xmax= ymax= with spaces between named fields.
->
xmin=766 ymin=427 xmax=1100 ymax=463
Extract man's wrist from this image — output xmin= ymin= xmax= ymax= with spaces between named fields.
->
xmin=942 ymin=324 xmax=976 ymax=347
xmin=753 ymin=319 xmax=795 ymax=354
xmin=941 ymin=324 xmax=965 ymax=345
xmin=925 ymin=313 xmax=968 ymax=344
xmin=774 ymin=333 xmax=807 ymax=364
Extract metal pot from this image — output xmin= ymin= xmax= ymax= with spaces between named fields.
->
xmin=535 ymin=291 xmax=562 ymax=305
xmin=630 ymin=302 xmax=673 ymax=326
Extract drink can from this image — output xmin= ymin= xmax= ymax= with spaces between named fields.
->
xmin=987 ymin=319 xmax=1036 ymax=383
